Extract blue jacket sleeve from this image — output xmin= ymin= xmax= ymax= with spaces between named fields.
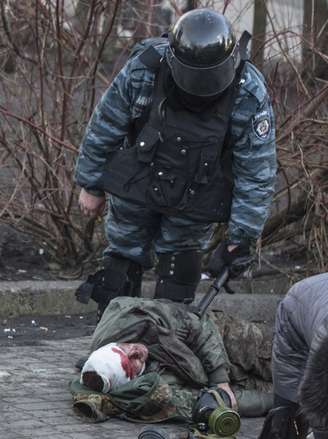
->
xmin=228 ymin=63 xmax=277 ymax=243
xmin=74 ymin=62 xmax=134 ymax=191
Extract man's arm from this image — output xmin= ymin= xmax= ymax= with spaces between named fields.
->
xmin=193 ymin=314 xmax=237 ymax=407
xmin=74 ymin=62 xmax=133 ymax=193
xmin=193 ymin=314 xmax=230 ymax=383
xmin=228 ymin=66 xmax=277 ymax=244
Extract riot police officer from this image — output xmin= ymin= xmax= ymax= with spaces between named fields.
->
xmin=75 ymin=9 xmax=276 ymax=316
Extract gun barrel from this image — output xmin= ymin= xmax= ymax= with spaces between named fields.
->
xmin=196 ymin=267 xmax=229 ymax=317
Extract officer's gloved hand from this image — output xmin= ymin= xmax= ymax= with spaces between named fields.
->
xmin=257 ymin=407 xmax=301 ymax=439
xmin=207 ymin=240 xmax=254 ymax=279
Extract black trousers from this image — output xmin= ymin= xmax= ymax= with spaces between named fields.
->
xmin=274 ymin=394 xmax=328 ymax=439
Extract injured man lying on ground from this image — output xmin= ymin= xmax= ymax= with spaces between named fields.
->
xmin=70 ymin=297 xmax=273 ymax=437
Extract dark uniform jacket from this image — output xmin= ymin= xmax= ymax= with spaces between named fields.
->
xmin=74 ymin=39 xmax=276 ymax=244
xmin=272 ymin=273 xmax=328 ymax=402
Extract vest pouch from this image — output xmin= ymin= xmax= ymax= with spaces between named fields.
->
xmin=146 ymin=169 xmax=189 ymax=209
xmin=194 ymin=147 xmax=219 ymax=185
xmin=136 ymin=125 xmax=160 ymax=163
xmin=98 ymin=146 xmax=151 ymax=205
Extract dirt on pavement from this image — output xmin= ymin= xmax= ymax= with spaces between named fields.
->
xmin=0 ymin=312 xmax=96 ymax=347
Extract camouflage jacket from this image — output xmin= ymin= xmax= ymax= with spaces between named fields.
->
xmin=91 ymin=297 xmax=230 ymax=387
xmin=75 ymin=40 xmax=277 ymax=243
xmin=70 ymin=299 xmax=273 ymax=423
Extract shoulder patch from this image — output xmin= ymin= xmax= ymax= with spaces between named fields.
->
xmin=252 ymin=111 xmax=271 ymax=140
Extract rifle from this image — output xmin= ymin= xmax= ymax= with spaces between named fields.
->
xmin=195 ymin=266 xmax=232 ymax=318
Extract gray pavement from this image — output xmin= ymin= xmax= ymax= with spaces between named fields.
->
xmin=0 ymin=336 xmax=264 ymax=439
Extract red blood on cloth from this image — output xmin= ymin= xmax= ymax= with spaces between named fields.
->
xmin=112 ymin=346 xmax=133 ymax=379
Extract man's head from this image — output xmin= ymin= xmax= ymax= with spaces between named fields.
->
xmin=80 ymin=343 xmax=148 ymax=393
xmin=299 ymin=336 xmax=328 ymax=430
xmin=166 ymin=8 xmax=239 ymax=97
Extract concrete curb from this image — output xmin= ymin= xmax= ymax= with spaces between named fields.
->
xmin=0 ymin=280 xmax=95 ymax=318
xmin=0 ymin=278 xmax=285 ymax=321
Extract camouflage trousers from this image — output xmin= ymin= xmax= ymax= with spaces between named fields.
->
xmin=71 ymin=372 xmax=273 ymax=424
xmin=104 ymin=195 xmax=213 ymax=268
xmin=209 ymin=311 xmax=273 ymax=393
xmin=71 ymin=372 xmax=198 ymax=423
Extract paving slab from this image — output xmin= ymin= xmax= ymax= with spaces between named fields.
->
xmin=0 ymin=336 xmax=264 ymax=439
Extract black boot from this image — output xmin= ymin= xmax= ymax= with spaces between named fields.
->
xmin=75 ymin=254 xmax=143 ymax=322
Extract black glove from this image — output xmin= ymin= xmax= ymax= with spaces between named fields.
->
xmin=258 ymin=407 xmax=301 ymax=439
xmin=207 ymin=240 xmax=254 ymax=279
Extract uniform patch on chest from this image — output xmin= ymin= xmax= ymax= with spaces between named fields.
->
xmin=252 ymin=111 xmax=271 ymax=140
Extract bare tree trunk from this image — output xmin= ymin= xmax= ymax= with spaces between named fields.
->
xmin=302 ymin=0 xmax=328 ymax=79
xmin=75 ymin=0 xmax=91 ymax=33
xmin=302 ymin=0 xmax=313 ymax=70
xmin=183 ymin=0 xmax=198 ymax=13
xmin=251 ymin=0 xmax=267 ymax=71
xmin=314 ymin=0 xmax=328 ymax=79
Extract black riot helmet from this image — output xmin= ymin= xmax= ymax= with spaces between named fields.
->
xmin=166 ymin=9 xmax=240 ymax=97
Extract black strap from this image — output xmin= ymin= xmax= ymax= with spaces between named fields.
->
xmin=238 ymin=30 xmax=252 ymax=62
xmin=139 ymin=45 xmax=162 ymax=71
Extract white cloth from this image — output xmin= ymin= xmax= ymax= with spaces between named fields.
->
xmin=81 ymin=343 xmax=131 ymax=392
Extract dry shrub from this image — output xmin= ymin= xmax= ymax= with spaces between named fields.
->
xmin=0 ymin=0 xmax=327 ymax=273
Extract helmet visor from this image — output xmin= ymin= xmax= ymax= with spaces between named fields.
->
xmin=166 ymin=45 xmax=239 ymax=97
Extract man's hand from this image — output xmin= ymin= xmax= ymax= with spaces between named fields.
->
xmin=79 ymin=188 xmax=106 ymax=218
xmin=217 ymin=382 xmax=238 ymax=411
xmin=207 ymin=240 xmax=253 ymax=279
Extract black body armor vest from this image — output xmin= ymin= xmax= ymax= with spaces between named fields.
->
xmin=99 ymin=33 xmax=251 ymax=223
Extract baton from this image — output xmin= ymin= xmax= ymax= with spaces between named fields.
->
xmin=196 ymin=266 xmax=230 ymax=318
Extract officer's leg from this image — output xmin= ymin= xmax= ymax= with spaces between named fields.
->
xmin=154 ymin=215 xmax=213 ymax=303
xmin=76 ymin=196 xmax=160 ymax=318
xmin=93 ymin=254 xmax=144 ymax=320
xmin=104 ymin=196 xmax=160 ymax=268
xmin=101 ymin=196 xmax=160 ymax=314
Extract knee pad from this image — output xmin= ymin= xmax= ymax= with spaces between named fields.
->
xmin=154 ymin=251 xmax=202 ymax=303
xmin=100 ymin=255 xmax=144 ymax=303
xmin=75 ymin=255 xmax=143 ymax=307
